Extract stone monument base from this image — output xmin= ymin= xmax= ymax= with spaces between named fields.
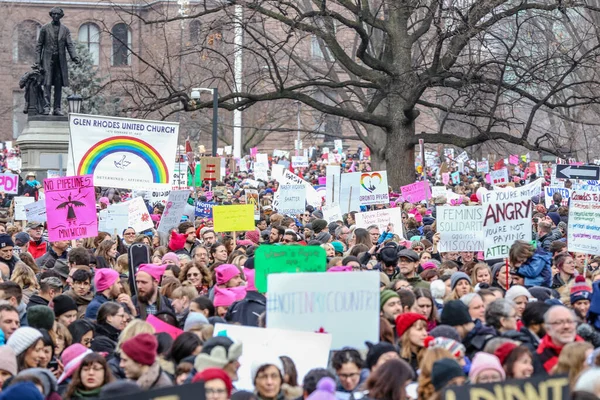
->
xmin=16 ymin=116 xmax=70 ymax=181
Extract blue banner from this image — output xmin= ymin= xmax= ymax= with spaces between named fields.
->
xmin=195 ymin=201 xmax=214 ymax=218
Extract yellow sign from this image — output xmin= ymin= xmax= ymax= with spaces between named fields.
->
xmin=213 ymin=204 xmax=255 ymax=232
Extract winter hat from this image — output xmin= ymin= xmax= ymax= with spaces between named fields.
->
xmin=214 ymin=287 xmax=239 ymax=307
xmin=136 ymin=264 xmax=167 ymax=282
xmin=52 ymin=295 xmax=78 ymax=317
xmin=121 ymin=333 xmax=158 ymax=366
xmin=365 ymin=341 xmax=398 ymax=370
xmin=99 ymin=197 xmax=110 ymax=205
xmin=429 ymin=325 xmax=461 ymax=342
xmin=379 ymin=273 xmax=391 ymax=288
xmin=504 ymin=285 xmax=533 ymax=304
xmin=192 ymin=368 xmax=233 ymax=396
xmin=494 ymin=342 xmax=518 ymax=365
xmin=380 ymin=290 xmax=400 ymax=311
xmin=331 ymin=241 xmax=344 ymax=254
xmin=183 ymin=312 xmax=209 ymax=331
xmin=169 ymin=231 xmax=187 ymax=251
xmin=99 ymin=381 xmax=142 ymax=399
xmin=380 ymin=246 xmax=399 ymax=265
xmin=245 ymin=229 xmax=260 ymax=245
xmin=312 ymin=219 xmax=328 ymax=233
xmin=307 ymin=377 xmax=336 ymax=400
xmin=571 ymin=276 xmax=593 ymax=305
xmin=328 ymin=266 xmax=352 ymax=272
xmin=53 ymin=259 xmax=70 ymax=279
xmin=14 ymin=232 xmax=31 ymax=247
xmin=450 ymin=272 xmax=472 ymax=290
xmin=58 ymin=343 xmax=92 ymax=383
xmin=0 ymin=234 xmax=14 ymax=249
xmin=95 ymin=268 xmax=119 ymax=292
xmin=91 ymin=336 xmax=117 ymax=354
xmin=243 ymin=267 xmax=257 ymax=291
xmin=421 ymin=262 xmax=437 ymax=271
xmin=398 ymin=249 xmax=420 ymax=262
xmin=161 ymin=252 xmax=180 ymax=267
xmin=395 ymin=313 xmax=426 ymax=337
xmin=215 ymin=264 xmax=241 ymax=286
xmin=194 ymin=336 xmax=243 ymax=372
xmin=440 ymin=300 xmax=472 ymax=326
xmin=431 ymin=358 xmax=465 ymax=391
xmin=0 ymin=346 xmax=17 ymax=376
xmin=17 ymin=368 xmax=58 ymax=396
xmin=424 ymin=336 xmax=465 ymax=359
xmin=469 ymin=352 xmax=505 ymax=381
xmin=529 ymin=286 xmax=556 ymax=302
xmin=250 ymin=356 xmax=284 ymax=383
xmin=430 ymin=280 xmax=446 ymax=300
xmin=7 ymin=327 xmax=42 ymax=356
xmin=26 ymin=306 xmax=55 ymax=331
xmin=0 ymin=382 xmax=43 ymax=400
xmin=547 ymin=212 xmax=561 ymax=226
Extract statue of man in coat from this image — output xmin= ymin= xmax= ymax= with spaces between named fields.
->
xmin=35 ymin=7 xmax=80 ymax=116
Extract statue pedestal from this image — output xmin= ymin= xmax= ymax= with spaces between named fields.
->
xmin=16 ymin=116 xmax=70 ymax=180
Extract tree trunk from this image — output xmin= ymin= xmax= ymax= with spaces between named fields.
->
xmin=384 ymin=124 xmax=415 ymax=189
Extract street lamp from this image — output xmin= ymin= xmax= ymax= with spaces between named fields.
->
xmin=191 ymin=88 xmax=219 ymax=156
xmin=67 ymin=94 xmax=83 ymax=114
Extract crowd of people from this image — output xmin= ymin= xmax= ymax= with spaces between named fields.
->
xmin=0 ymin=149 xmax=596 ymax=400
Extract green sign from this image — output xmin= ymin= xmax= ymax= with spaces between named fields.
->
xmin=254 ymin=245 xmax=327 ymax=293
xmin=188 ymin=164 xmax=202 ymax=187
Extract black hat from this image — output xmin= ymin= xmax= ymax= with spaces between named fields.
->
xmin=397 ymin=249 xmax=419 ymax=262
xmin=0 ymin=234 xmax=14 ymax=249
xmin=431 ymin=358 xmax=465 ymax=391
xmin=52 ymin=295 xmax=77 ymax=318
xmin=365 ymin=341 xmax=398 ymax=370
xmin=53 ymin=259 xmax=70 ymax=279
xmin=429 ymin=325 xmax=461 ymax=342
xmin=440 ymin=300 xmax=472 ymax=326
xmin=379 ymin=246 xmax=399 ymax=265
xmin=27 ymin=305 xmax=55 ymax=330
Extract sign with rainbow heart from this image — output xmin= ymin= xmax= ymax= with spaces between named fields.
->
xmin=359 ymin=171 xmax=389 ymax=206
xmin=68 ymin=114 xmax=178 ymax=190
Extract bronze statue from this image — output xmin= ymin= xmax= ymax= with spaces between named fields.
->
xmin=19 ymin=65 xmax=46 ymax=115
xmin=34 ymin=7 xmax=80 ymax=116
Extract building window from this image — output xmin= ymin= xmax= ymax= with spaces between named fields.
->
xmin=13 ymin=20 xmax=41 ymax=64
xmin=189 ymin=20 xmax=201 ymax=44
xmin=112 ymin=23 xmax=131 ymax=66
xmin=78 ymin=23 xmax=100 ymax=65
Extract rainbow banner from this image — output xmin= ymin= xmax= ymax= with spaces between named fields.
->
xmin=68 ymin=114 xmax=178 ymax=190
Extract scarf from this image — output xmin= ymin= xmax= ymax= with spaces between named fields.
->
xmin=75 ymin=387 xmax=102 ymax=398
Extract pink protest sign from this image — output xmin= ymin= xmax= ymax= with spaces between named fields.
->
xmin=400 ymin=181 xmax=431 ymax=203
xmin=442 ymin=173 xmax=450 ymax=185
xmin=0 ymin=172 xmax=19 ymax=194
xmin=44 ymin=175 xmax=98 ymax=242
xmin=509 ymin=154 xmax=519 ymax=165
xmin=318 ymin=177 xmax=327 ymax=185
xmin=250 ymin=147 xmax=258 ymax=157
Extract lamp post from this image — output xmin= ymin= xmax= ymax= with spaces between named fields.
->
xmin=67 ymin=94 xmax=83 ymax=114
xmin=191 ymin=88 xmax=219 ymax=156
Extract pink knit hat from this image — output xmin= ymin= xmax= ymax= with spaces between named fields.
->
xmin=327 ymin=266 xmax=352 ymax=272
xmin=215 ymin=264 xmax=241 ymax=285
xmin=58 ymin=343 xmax=92 ymax=383
xmin=421 ymin=262 xmax=437 ymax=271
xmin=213 ymin=286 xmax=246 ymax=307
xmin=161 ymin=252 xmax=180 ymax=266
xmin=95 ymin=268 xmax=119 ymax=292
xmin=137 ymin=264 xmax=167 ymax=282
xmin=243 ymin=268 xmax=257 ymax=291
xmin=468 ymin=352 xmax=505 ymax=381
xmin=245 ymin=229 xmax=260 ymax=245
xmin=169 ymin=231 xmax=186 ymax=251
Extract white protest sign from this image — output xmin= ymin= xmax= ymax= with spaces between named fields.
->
xmin=146 ymin=189 xmax=171 ymax=206
xmin=273 ymin=149 xmax=289 ymax=158
xmin=431 ymin=186 xmax=447 ymax=199
xmin=340 ymin=172 xmax=361 ymax=214
xmin=24 ymin=200 xmax=47 ymax=222
xmin=355 ymin=208 xmax=403 ymax=237
xmin=47 ymin=170 xmax=61 ymax=179
xmin=7 ymin=157 xmax=21 ymax=171
xmin=322 ymin=203 xmax=342 ymax=223
xmin=266 ymin=272 xmax=379 ymax=349
xmin=98 ymin=209 xmax=108 ymax=232
xmin=334 ymin=139 xmax=343 ymax=150
xmin=213 ymin=323 xmax=331 ymax=392
xmin=477 ymin=161 xmax=489 ymax=173
xmin=158 ymin=190 xmax=190 ymax=233
xmin=0 ymin=172 xmax=19 ymax=194
xmin=325 ymin=165 xmax=341 ymax=206
xmin=437 ymin=206 xmax=484 ymax=252
xmin=544 ymin=187 xmax=571 ymax=208
xmin=14 ymin=197 xmax=35 ymax=221
xmin=568 ymin=191 xmax=600 ymax=255
xmin=273 ymin=170 xmax=321 ymax=208
xmin=291 ymin=156 xmax=308 ymax=168
xmin=69 ymin=113 xmax=178 ymax=190
xmin=358 ymin=171 xmax=389 ymax=206
xmin=172 ymin=165 xmax=188 ymax=190
xmin=276 ymin=185 xmax=306 ymax=215
xmin=253 ymin=163 xmax=269 ymax=181
xmin=490 ymin=168 xmax=509 ymax=186
xmin=105 ymin=203 xmax=129 ymax=233
xmin=456 ymin=151 xmax=469 ymax=163
xmin=224 ymin=145 xmax=232 ymax=155
xmin=271 ymin=164 xmax=284 ymax=182
xmin=256 ymin=154 xmax=268 ymax=165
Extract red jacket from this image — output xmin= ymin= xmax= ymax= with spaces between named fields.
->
xmin=536 ymin=333 xmax=583 ymax=372
xmin=28 ymin=240 xmax=47 ymax=259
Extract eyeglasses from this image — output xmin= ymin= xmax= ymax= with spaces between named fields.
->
xmin=548 ymin=320 xmax=576 ymax=326
xmin=187 ymin=273 xmax=200 ymax=278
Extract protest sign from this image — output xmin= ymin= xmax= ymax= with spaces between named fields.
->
xmin=544 ymin=187 xmax=571 ymax=208
xmin=47 ymin=170 xmax=61 ymax=178
xmin=254 ymin=245 xmax=327 ymax=293
xmin=271 ymin=164 xmax=284 ymax=182
xmin=291 ymin=156 xmax=309 ymax=168
xmin=157 ymin=190 xmax=190 ymax=233
xmin=200 ymin=157 xmax=221 ymax=181
xmin=171 ymin=165 xmax=188 ymax=190
xmin=273 ymin=149 xmax=289 ymax=158
xmin=442 ymin=173 xmax=450 ymax=185
xmin=98 ymin=209 xmax=108 ymax=232
xmin=104 ymin=203 xmax=129 ymax=233
xmin=477 ymin=160 xmax=489 ymax=173
xmin=568 ymin=191 xmax=600 ymax=255
xmin=195 ymin=201 xmax=214 ymax=218
xmin=437 ymin=206 xmax=484 ymax=252
xmin=400 ymin=181 xmax=431 ymax=203
xmin=355 ymin=208 xmax=403 ymax=237
xmin=6 ymin=157 xmax=21 ymax=171
xmin=69 ymin=113 xmax=178 ymax=190
xmin=431 ymin=186 xmax=447 ymax=199
xmin=442 ymin=374 xmax=568 ymax=400
xmin=450 ymin=171 xmax=460 ymax=184
xmin=326 ymin=165 xmax=341 ymax=206
xmin=24 ymin=200 xmax=47 ymax=223
xmin=245 ymin=189 xmax=260 ymax=220
xmin=276 ymin=185 xmax=306 ymax=215
xmin=490 ymin=168 xmax=509 ymax=185
xmin=340 ymin=172 xmax=361 ymax=213
xmin=456 ymin=151 xmax=469 ymax=163
xmin=0 ymin=172 xmax=18 ymax=194
xmin=14 ymin=197 xmax=34 ymax=221
xmin=322 ymin=203 xmax=343 ymax=223
xmin=358 ymin=171 xmax=389 ymax=206
xmin=272 ymin=170 xmax=321 ymax=209
xmin=213 ymin=323 xmax=331 ymax=392
xmin=213 ymin=204 xmax=255 ymax=232
xmin=44 ymin=175 xmax=97 ymax=241
xmin=146 ymin=189 xmax=170 ymax=206
xmin=128 ymin=197 xmax=154 ymax=232
xmin=267 ymin=271 xmax=379 ymax=349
